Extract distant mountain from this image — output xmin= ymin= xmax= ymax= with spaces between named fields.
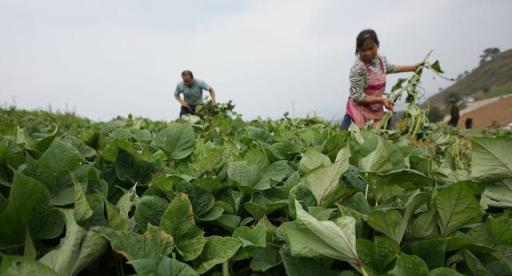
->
xmin=425 ymin=48 xmax=512 ymax=109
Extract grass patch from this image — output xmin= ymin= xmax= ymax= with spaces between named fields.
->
xmin=482 ymin=83 xmax=512 ymax=99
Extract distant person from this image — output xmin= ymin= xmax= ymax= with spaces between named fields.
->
xmin=447 ymin=99 xmax=460 ymax=127
xmin=465 ymin=118 xmax=473 ymax=129
xmin=174 ymin=70 xmax=216 ymax=117
xmin=341 ymin=29 xmax=421 ymax=130
xmin=489 ymin=121 xmax=500 ymax=129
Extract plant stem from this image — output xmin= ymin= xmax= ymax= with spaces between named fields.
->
xmin=360 ymin=266 xmax=369 ymax=276
xmin=364 ymin=173 xmax=369 ymax=200
xmin=222 ymin=261 xmax=230 ymax=276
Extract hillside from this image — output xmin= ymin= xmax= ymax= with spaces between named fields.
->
xmin=459 ymin=94 xmax=512 ymax=128
xmin=426 ymin=48 xmax=512 ymax=109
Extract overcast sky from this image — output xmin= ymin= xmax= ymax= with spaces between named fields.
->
xmin=1 ymin=0 xmax=511 ymax=121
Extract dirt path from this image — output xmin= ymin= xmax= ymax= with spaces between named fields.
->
xmin=458 ymin=96 xmax=512 ymax=128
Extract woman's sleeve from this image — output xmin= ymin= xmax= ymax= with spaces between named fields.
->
xmin=349 ymin=63 xmax=367 ymax=103
xmin=381 ymin=55 xmax=395 ymax=74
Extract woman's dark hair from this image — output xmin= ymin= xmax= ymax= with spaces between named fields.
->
xmin=356 ymin=29 xmax=379 ymax=54
xmin=181 ymin=70 xmax=194 ymax=78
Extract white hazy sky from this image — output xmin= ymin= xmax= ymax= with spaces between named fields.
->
xmin=1 ymin=0 xmax=511 ymax=121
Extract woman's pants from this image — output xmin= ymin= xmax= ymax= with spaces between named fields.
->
xmin=340 ymin=114 xmax=352 ymax=130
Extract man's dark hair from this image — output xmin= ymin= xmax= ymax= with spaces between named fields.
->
xmin=181 ymin=70 xmax=194 ymax=78
xmin=465 ymin=118 xmax=473 ymax=129
xmin=356 ymin=29 xmax=379 ymax=54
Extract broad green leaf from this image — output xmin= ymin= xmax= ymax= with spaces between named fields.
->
xmin=359 ymin=137 xmax=405 ymax=174
xmin=233 ymin=224 xmax=267 ymax=248
xmin=299 ymin=149 xmax=331 ymax=173
xmin=408 ymin=208 xmax=438 ymax=239
xmin=114 ymin=148 xmax=157 ymax=185
xmin=435 ymin=182 xmax=481 ymax=236
xmin=214 ymin=214 xmax=241 ymax=231
xmin=39 ymin=209 xmax=108 ymax=276
xmin=279 ymin=171 xmax=300 ymax=191
xmin=284 ymin=200 xmax=361 ymax=267
xmin=30 ymin=208 xmax=65 ymax=240
xmin=117 ymin=183 xmax=139 ymax=220
xmin=280 ymin=248 xmax=339 ymax=276
xmin=466 ymin=214 xmax=512 ymax=247
xmin=373 ymin=236 xmax=399 ymax=271
xmin=403 ymin=238 xmax=446 ymax=269
xmin=0 ymin=172 xmax=58 ymax=247
xmin=23 ymin=229 xmax=36 ymax=258
xmin=132 ymin=129 xmax=152 ymax=142
xmin=250 ymin=243 xmax=281 ymax=272
xmin=302 ymin=147 xmax=349 ymax=207
xmin=245 ymin=126 xmax=272 ymax=143
xmin=73 ymin=176 xmax=93 ymax=223
xmin=228 ymin=160 xmax=292 ymax=194
xmin=134 ymin=196 xmax=169 ymax=231
xmin=193 ymin=236 xmax=242 ymax=274
xmin=177 ymin=185 xmax=215 ymax=218
xmin=160 ymin=193 xmax=206 ymax=261
xmin=471 ymin=136 xmax=512 ymax=181
xmin=152 ymin=124 xmax=196 ymax=160
xmin=144 ymin=174 xmax=176 ymax=200
xmin=430 ymin=267 xmax=464 ymax=276
xmin=95 ymin=224 xmax=174 ymax=261
xmin=190 ymin=146 xmax=223 ymax=175
xmin=243 ymin=189 xmax=288 ymax=220
xmin=384 ymin=253 xmax=429 ymax=276
xmin=105 ymin=201 xmax=129 ymax=230
xmin=342 ymin=192 xmax=371 ymax=214
xmin=462 ymin=249 xmax=494 ymax=276
xmin=368 ymin=210 xmax=402 ymax=244
xmin=258 ymin=160 xmax=293 ymax=184
xmin=0 ymin=137 xmax=25 ymax=185
xmin=307 ymin=206 xmax=336 ymax=221
xmin=243 ymin=146 xmax=269 ymax=168
xmin=369 ymin=191 xmax=429 ymax=244
xmin=61 ymin=136 xmax=96 ymax=158
xmin=16 ymin=126 xmax=58 ymax=155
xmin=71 ymin=230 xmax=109 ymax=274
xmin=129 ymin=256 xmax=199 ymax=276
xmin=480 ymin=179 xmax=512 ymax=209
xmin=193 ymin=176 xmax=227 ymax=193
xmin=24 ymin=139 xmax=82 ymax=195
xmin=197 ymin=206 xmax=224 ymax=221
xmin=268 ymin=140 xmax=303 ymax=160
xmin=227 ymin=161 xmax=265 ymax=192
xmin=356 ymin=236 xmax=399 ymax=274
xmin=0 ymin=255 xmax=58 ymax=276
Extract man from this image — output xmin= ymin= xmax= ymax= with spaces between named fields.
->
xmin=174 ymin=70 xmax=216 ymax=117
xmin=447 ymin=99 xmax=459 ymax=127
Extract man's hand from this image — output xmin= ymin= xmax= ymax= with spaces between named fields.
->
xmin=182 ymin=102 xmax=192 ymax=111
xmin=382 ymin=98 xmax=394 ymax=111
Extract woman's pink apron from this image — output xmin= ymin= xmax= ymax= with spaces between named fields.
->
xmin=346 ymin=58 xmax=387 ymax=128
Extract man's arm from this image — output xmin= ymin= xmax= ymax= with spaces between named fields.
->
xmin=175 ymin=93 xmax=190 ymax=110
xmin=208 ymin=87 xmax=216 ymax=105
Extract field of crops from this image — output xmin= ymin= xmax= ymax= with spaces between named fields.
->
xmin=0 ymin=105 xmax=511 ymax=276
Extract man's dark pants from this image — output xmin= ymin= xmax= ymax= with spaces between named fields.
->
xmin=179 ymin=104 xmax=196 ymax=117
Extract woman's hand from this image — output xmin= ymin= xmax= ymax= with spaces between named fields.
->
xmin=382 ymin=98 xmax=394 ymax=111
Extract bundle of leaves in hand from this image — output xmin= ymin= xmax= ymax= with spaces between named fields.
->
xmin=377 ymin=51 xmax=454 ymax=139
xmin=195 ymin=100 xmax=238 ymax=118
